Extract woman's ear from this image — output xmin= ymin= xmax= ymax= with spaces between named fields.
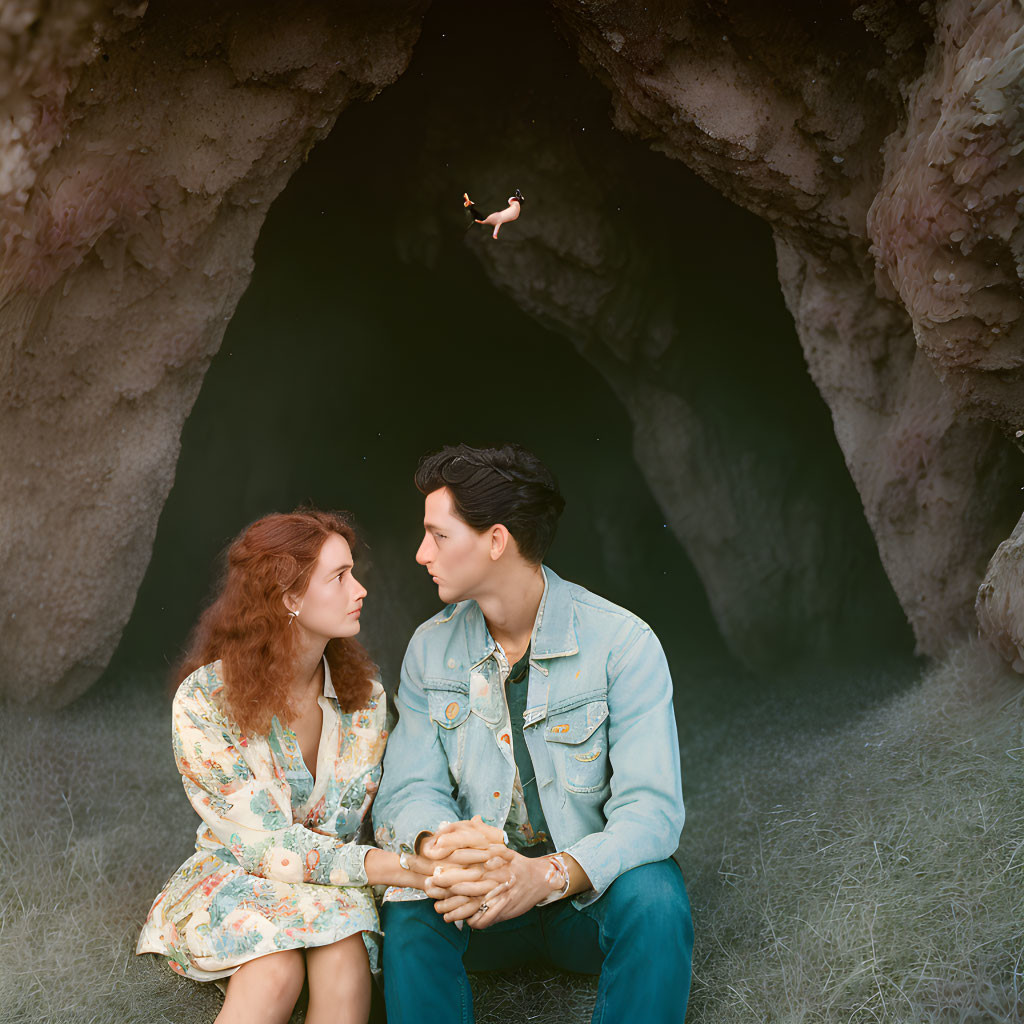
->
xmin=282 ymin=591 xmax=301 ymax=616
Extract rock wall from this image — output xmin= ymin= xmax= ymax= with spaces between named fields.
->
xmin=0 ymin=0 xmax=426 ymax=703
xmin=405 ymin=13 xmax=908 ymax=671
xmin=868 ymin=0 xmax=1024 ymax=422
xmin=549 ymin=0 xmax=1024 ymax=659
xmin=5 ymin=0 xmax=1023 ymax=703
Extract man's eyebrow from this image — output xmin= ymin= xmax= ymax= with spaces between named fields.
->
xmin=423 ymin=521 xmax=447 ymax=531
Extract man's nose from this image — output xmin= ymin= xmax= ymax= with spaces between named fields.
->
xmin=415 ymin=536 xmax=431 ymax=565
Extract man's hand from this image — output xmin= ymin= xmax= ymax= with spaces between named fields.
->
xmin=419 ymin=816 xmax=507 ymax=860
xmin=417 ymin=817 xmax=583 ymax=929
xmin=428 ymin=857 xmax=516 ymax=918
xmin=428 ymin=850 xmax=566 ymax=928
xmin=423 ymin=846 xmax=514 ymax=902
xmin=460 ymin=851 xmax=563 ymax=929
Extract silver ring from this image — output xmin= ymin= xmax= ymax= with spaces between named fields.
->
xmin=478 ymin=902 xmax=489 ymax=913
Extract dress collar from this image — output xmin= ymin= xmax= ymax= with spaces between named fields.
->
xmin=322 ymin=655 xmax=338 ymax=701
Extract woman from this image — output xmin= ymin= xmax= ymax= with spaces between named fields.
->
xmin=137 ymin=509 xmax=435 ymax=1024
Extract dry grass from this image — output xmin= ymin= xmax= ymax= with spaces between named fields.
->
xmin=682 ymin=642 xmax=1024 ymax=1024
xmin=1 ymin=643 xmax=1021 ymax=1022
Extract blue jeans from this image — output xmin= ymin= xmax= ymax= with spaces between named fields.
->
xmin=381 ymin=859 xmax=693 ymax=1023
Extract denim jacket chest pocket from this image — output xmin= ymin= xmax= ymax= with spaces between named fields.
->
xmin=424 ymin=682 xmax=471 ymax=783
xmin=542 ymin=693 xmax=610 ymax=793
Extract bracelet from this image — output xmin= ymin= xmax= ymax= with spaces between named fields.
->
xmin=399 ymin=850 xmax=411 ymax=871
xmin=536 ymin=853 xmax=570 ymax=906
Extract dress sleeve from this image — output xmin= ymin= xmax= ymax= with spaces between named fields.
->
xmin=172 ymin=671 xmax=373 ymax=887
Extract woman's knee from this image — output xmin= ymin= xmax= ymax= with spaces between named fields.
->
xmin=221 ymin=949 xmax=306 ymax=1019
xmin=253 ymin=949 xmax=307 ymax=993
xmin=308 ymin=933 xmax=369 ymax=972
xmin=306 ymin=934 xmax=370 ymax=1006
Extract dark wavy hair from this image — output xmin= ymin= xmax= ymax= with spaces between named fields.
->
xmin=414 ymin=443 xmax=565 ymax=564
xmin=175 ymin=508 xmax=376 ymax=734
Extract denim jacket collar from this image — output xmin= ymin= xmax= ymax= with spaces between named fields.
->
xmin=463 ymin=565 xmax=579 ymax=670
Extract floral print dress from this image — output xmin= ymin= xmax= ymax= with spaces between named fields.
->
xmin=136 ymin=659 xmax=388 ymax=981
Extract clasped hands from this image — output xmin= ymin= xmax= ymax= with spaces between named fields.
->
xmin=412 ymin=816 xmax=561 ymax=929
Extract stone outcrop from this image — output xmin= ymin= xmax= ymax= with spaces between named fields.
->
xmin=5 ymin=0 xmax=1023 ymax=702
xmin=547 ymin=0 xmax=1024 ymax=659
xmin=0 ymin=0 xmax=426 ymax=704
xmin=868 ymin=1 xmax=1024 ymax=423
xmin=379 ymin=5 xmax=911 ymax=671
xmin=446 ymin=111 xmax=905 ymax=667
xmin=977 ymin=512 xmax=1024 ymax=671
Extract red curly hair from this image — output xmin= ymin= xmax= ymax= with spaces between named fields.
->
xmin=176 ymin=508 xmax=376 ymax=734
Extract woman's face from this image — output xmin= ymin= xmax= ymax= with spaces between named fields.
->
xmin=288 ymin=533 xmax=366 ymax=640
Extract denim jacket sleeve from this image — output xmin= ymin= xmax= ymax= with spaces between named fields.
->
xmin=564 ymin=625 xmax=685 ymax=907
xmin=372 ymin=632 xmax=462 ymax=853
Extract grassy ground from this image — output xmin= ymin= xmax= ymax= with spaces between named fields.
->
xmin=1 ymin=643 xmax=1021 ymax=1023
xmin=681 ymin=643 xmax=1024 ymax=1024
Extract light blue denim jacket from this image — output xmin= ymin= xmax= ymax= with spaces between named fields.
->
xmin=373 ymin=565 xmax=684 ymax=908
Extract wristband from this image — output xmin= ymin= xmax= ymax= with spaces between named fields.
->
xmin=536 ymin=853 xmax=570 ymax=906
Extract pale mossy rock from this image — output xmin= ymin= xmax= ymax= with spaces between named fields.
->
xmin=978 ymin=509 xmax=1024 ymax=673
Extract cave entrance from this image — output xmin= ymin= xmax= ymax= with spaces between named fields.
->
xmin=112 ymin=0 xmax=915 ymax=732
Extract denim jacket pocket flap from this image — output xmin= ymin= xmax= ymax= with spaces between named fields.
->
xmin=543 ymin=698 xmax=608 ymax=745
xmin=425 ymin=684 xmax=471 ymax=730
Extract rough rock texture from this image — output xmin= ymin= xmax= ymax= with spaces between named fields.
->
xmin=977 ymin=512 xmax=1024 ymax=672
xmin=400 ymin=10 xmax=907 ymax=672
xmin=868 ymin=1 xmax=1024 ymax=422
xmin=6 ymin=0 xmax=1024 ymax=702
xmin=549 ymin=0 xmax=1024 ymax=658
xmin=0 ymin=0 xmax=426 ymax=704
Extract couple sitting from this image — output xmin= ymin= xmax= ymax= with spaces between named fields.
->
xmin=137 ymin=443 xmax=694 ymax=1023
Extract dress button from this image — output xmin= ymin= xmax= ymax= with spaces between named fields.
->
xmin=447 ymin=658 xmax=456 ymax=668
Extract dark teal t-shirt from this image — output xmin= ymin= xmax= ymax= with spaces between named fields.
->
xmin=505 ymin=644 xmax=553 ymax=855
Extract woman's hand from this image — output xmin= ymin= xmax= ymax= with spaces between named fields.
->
xmin=363 ymin=849 xmax=432 ymax=890
xmin=396 ymin=844 xmax=513 ymax=892
xmin=425 ymin=847 xmax=514 ymax=899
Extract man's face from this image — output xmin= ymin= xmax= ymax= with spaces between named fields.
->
xmin=416 ymin=487 xmax=492 ymax=604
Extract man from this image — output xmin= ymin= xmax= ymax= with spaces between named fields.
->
xmin=373 ymin=443 xmax=693 ymax=1022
